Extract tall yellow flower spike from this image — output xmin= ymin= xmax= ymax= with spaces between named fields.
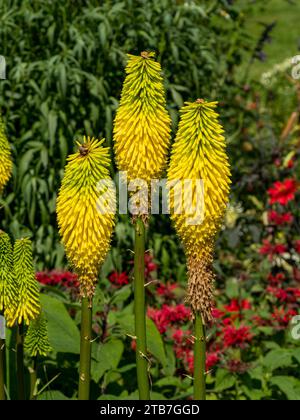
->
xmin=114 ymin=52 xmax=171 ymax=185
xmin=0 ymin=114 xmax=12 ymax=193
xmin=57 ymin=136 xmax=116 ymax=299
xmin=7 ymin=238 xmax=41 ymax=327
xmin=168 ymin=100 xmax=231 ymax=323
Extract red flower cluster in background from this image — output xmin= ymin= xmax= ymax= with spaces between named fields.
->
xmin=268 ymin=210 xmax=293 ymax=225
xmin=156 ymin=281 xmax=178 ymax=300
xmin=256 ymin=156 xmax=299 ymax=332
xmin=148 ymin=304 xmax=190 ymax=334
xmin=267 ymin=178 xmax=297 ymax=205
xmin=108 ymin=271 xmax=129 ymax=287
xmin=36 ymin=270 xmax=79 ymax=289
xmin=222 ymin=325 xmax=253 ymax=348
xmin=259 ymin=240 xmax=287 ymax=260
xmin=294 ymin=241 xmax=300 ymax=254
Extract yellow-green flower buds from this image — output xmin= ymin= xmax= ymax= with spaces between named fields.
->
xmin=25 ymin=313 xmax=52 ymax=357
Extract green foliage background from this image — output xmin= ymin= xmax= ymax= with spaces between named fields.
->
xmin=0 ymin=0 xmax=252 ymax=268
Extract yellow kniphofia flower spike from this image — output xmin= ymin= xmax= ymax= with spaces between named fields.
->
xmin=114 ymin=51 xmax=171 ymax=185
xmin=57 ymin=136 xmax=116 ymax=299
xmin=0 ymin=114 xmax=12 ymax=193
xmin=168 ymin=99 xmax=231 ymax=323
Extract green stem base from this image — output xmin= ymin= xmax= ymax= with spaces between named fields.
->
xmin=0 ymin=338 xmax=5 ymax=400
xmin=78 ymin=297 xmax=92 ymax=400
xmin=16 ymin=323 xmax=25 ymax=400
xmin=193 ymin=312 xmax=206 ymax=401
xmin=134 ymin=217 xmax=150 ymax=400
xmin=29 ymin=357 xmax=38 ymax=400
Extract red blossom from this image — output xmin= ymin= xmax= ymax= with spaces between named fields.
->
xmin=267 ymin=178 xmax=297 ymax=206
xmin=148 ymin=304 xmax=191 ymax=333
xmin=156 ymin=282 xmax=178 ymax=299
xmin=206 ymin=352 xmax=220 ymax=371
xmin=259 ymin=240 xmax=287 ymax=260
xmin=222 ymin=325 xmax=253 ymax=348
xmin=224 ymin=299 xmax=251 ymax=313
xmin=293 ymin=267 xmax=300 ymax=283
xmin=108 ymin=271 xmax=129 ymax=287
xmin=268 ymin=272 xmax=286 ymax=286
xmin=267 ymin=286 xmax=300 ymax=304
xmin=271 ymin=308 xmax=297 ymax=327
xmin=287 ymin=158 xmax=295 ymax=169
xmin=294 ymin=240 xmax=300 ymax=254
xmin=144 ymin=254 xmax=157 ymax=277
xmin=268 ymin=210 xmax=293 ymax=226
xmin=36 ymin=270 xmax=79 ymax=288
xmin=212 ymin=308 xmax=225 ymax=319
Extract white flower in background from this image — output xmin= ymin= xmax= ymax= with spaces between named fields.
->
xmin=224 ymin=202 xmax=243 ymax=229
xmin=261 ymin=57 xmax=294 ymax=87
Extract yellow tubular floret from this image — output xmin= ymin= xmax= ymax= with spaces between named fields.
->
xmin=57 ymin=136 xmax=116 ymax=299
xmin=168 ymin=100 xmax=231 ymax=322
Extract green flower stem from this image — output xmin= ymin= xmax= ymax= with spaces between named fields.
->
xmin=134 ymin=217 xmax=150 ymax=400
xmin=78 ymin=297 xmax=92 ymax=400
xmin=29 ymin=357 xmax=38 ymax=400
xmin=16 ymin=323 xmax=25 ymax=400
xmin=193 ymin=312 xmax=206 ymax=400
xmin=0 ymin=338 xmax=5 ymax=400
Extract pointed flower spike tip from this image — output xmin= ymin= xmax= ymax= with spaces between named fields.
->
xmin=168 ymin=100 xmax=231 ymax=323
xmin=0 ymin=231 xmax=16 ymax=318
xmin=56 ymin=136 xmax=116 ymax=299
xmin=0 ymin=114 xmax=12 ymax=193
xmin=113 ymin=51 xmax=171 ymax=184
xmin=7 ymin=238 xmax=41 ymax=327
xmin=25 ymin=312 xmax=52 ymax=357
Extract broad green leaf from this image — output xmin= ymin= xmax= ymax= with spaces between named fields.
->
xmin=214 ymin=369 xmax=236 ymax=392
xmin=270 ymin=376 xmax=300 ymax=401
xmin=91 ymin=339 xmax=124 ymax=383
xmin=40 ymin=294 xmax=80 ymax=354
xmin=263 ymin=349 xmax=293 ymax=371
xmin=37 ymin=391 xmax=69 ymax=400
xmin=116 ymin=314 xmax=167 ymax=366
